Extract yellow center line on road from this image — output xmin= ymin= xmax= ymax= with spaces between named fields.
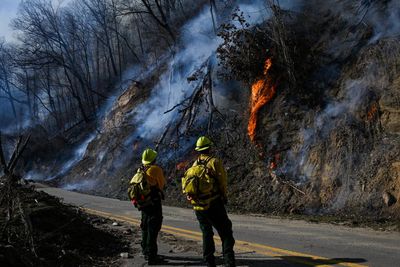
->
xmin=82 ymin=207 xmax=368 ymax=267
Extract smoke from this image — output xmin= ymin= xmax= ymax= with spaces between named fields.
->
xmin=281 ymin=79 xmax=371 ymax=183
xmin=96 ymin=66 xmax=140 ymax=120
xmin=278 ymin=0 xmax=400 ymax=184
xmin=359 ymin=0 xmax=400 ymax=42
xmin=46 ymin=133 xmax=96 ymax=180
xmin=61 ymin=179 xmax=96 ymax=191
xmin=131 ymin=7 xmax=221 ymax=141
xmin=96 ymin=60 xmax=168 ymax=122
xmin=237 ymin=1 xmax=269 ymax=25
xmin=316 ymin=80 xmax=369 ymax=132
xmin=26 ymin=133 xmax=95 ymax=181
xmin=317 ymin=0 xmax=400 ymax=42
xmin=0 ymin=100 xmax=17 ymax=131
xmin=130 ymin=1 xmax=304 ymax=143
xmin=0 ymin=92 xmax=31 ymax=134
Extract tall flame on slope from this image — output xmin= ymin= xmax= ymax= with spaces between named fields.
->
xmin=248 ymin=58 xmax=276 ymax=142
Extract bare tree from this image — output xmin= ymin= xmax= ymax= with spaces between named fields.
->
xmin=0 ymin=42 xmax=19 ymax=120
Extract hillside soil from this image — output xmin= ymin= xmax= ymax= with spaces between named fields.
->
xmin=0 ymin=185 xmax=129 ymax=266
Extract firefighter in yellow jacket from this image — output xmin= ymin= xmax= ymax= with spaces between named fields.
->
xmin=138 ymin=148 xmax=165 ymax=265
xmin=183 ymin=137 xmax=236 ymax=267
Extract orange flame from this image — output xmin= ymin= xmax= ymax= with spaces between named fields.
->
xmin=176 ymin=161 xmax=190 ymax=171
xmin=270 ymin=161 xmax=277 ymax=170
xmin=248 ymin=58 xmax=276 ymax=142
xmin=367 ymin=103 xmax=378 ymax=121
xmin=269 ymin=153 xmax=280 ymax=170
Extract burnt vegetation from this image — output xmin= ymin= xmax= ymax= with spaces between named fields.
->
xmin=0 ymin=133 xmax=128 ymax=266
xmin=0 ymin=0 xmax=208 ymax=136
xmin=0 ymin=0 xmax=399 ymax=254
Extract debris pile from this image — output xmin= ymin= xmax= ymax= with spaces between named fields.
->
xmin=0 ymin=185 xmax=129 ymax=266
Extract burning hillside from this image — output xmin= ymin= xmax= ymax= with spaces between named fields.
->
xmin=248 ymin=58 xmax=277 ymax=142
xmin=4 ymin=0 xmax=398 ymax=221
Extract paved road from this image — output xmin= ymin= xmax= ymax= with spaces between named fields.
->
xmin=38 ymin=184 xmax=400 ymax=267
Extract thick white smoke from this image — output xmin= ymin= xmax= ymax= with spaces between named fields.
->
xmin=62 ymin=179 xmax=97 ymax=191
xmin=131 ymin=1 xmax=303 ymax=142
xmin=132 ymin=7 xmax=221 ymax=140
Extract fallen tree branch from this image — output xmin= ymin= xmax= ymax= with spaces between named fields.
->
xmin=6 ymin=135 xmax=23 ymax=173
xmin=155 ymin=124 xmax=171 ymax=150
xmin=16 ymin=193 xmax=37 ymax=256
xmin=270 ymin=171 xmax=306 ymax=195
xmin=156 ymin=56 xmax=230 ymax=149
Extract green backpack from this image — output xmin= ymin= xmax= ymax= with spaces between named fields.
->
xmin=128 ymin=166 xmax=152 ymax=209
xmin=182 ymin=157 xmax=216 ymax=201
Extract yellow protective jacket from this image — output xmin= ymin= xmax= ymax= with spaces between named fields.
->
xmin=189 ymin=154 xmax=227 ymax=210
xmin=144 ymin=164 xmax=166 ymax=192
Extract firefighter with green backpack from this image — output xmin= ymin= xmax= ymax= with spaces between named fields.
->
xmin=182 ymin=136 xmax=236 ymax=267
xmin=128 ymin=148 xmax=165 ymax=265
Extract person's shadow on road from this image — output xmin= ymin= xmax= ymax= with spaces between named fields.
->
xmin=280 ymin=256 xmax=367 ymax=266
xmin=160 ymin=254 xmax=367 ymax=266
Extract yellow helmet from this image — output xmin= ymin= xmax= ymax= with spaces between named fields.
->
xmin=142 ymin=148 xmax=157 ymax=165
xmin=195 ymin=136 xmax=213 ymax=151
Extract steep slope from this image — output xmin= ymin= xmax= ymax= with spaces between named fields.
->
xmin=47 ymin=0 xmax=400 ymax=220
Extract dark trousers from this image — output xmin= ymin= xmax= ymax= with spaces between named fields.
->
xmin=140 ymin=200 xmax=163 ymax=258
xmin=195 ymin=198 xmax=235 ymax=266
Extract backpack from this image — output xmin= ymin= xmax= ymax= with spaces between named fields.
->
xmin=182 ymin=157 xmax=216 ymax=201
xmin=128 ymin=166 xmax=152 ymax=209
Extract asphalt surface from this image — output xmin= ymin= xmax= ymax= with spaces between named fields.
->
xmin=37 ymin=184 xmax=400 ymax=267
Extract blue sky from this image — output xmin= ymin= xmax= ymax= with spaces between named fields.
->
xmin=0 ymin=0 xmax=21 ymax=42
xmin=0 ymin=0 xmax=72 ymax=42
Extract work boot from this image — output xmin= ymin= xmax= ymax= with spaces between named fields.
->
xmin=142 ymin=253 xmax=149 ymax=261
xmin=206 ymin=260 xmax=216 ymax=267
xmin=147 ymin=255 xmax=166 ymax=265
xmin=224 ymin=257 xmax=236 ymax=267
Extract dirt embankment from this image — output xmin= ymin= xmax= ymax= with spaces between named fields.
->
xmin=0 ymin=185 xmax=130 ymax=266
xmin=0 ymin=183 xmax=209 ymax=267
